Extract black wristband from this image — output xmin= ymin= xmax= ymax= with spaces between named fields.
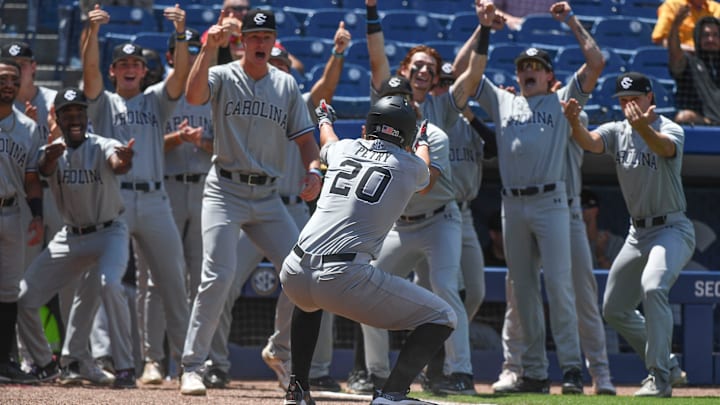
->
xmin=28 ymin=197 xmax=42 ymax=218
xmin=475 ymin=25 xmax=491 ymax=55
xmin=367 ymin=5 xmax=382 ymax=34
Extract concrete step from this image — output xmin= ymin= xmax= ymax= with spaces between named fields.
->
xmin=0 ymin=1 xmax=28 ymax=34
xmin=36 ymin=65 xmax=83 ymax=89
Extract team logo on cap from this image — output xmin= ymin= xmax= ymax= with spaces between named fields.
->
xmin=441 ymin=63 xmax=453 ymax=75
xmin=271 ymin=47 xmax=282 ymax=57
xmin=254 ymin=12 xmax=268 ymax=26
xmin=63 ymin=89 xmax=79 ymax=101
xmin=122 ymin=44 xmax=137 ymax=55
xmin=620 ymin=76 xmax=634 ymax=89
xmin=526 ymin=48 xmax=539 ymax=56
xmin=8 ymin=44 xmax=22 ymax=57
xmin=387 ymin=77 xmax=402 ymax=88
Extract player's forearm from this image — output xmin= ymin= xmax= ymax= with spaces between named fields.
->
xmin=452 ymin=25 xmax=481 ymax=77
xmin=163 ymin=130 xmax=183 ymax=151
xmin=310 ymin=54 xmax=344 ymax=106
xmin=668 ymin=19 xmax=686 ymax=74
xmin=572 ymin=125 xmax=604 ymax=154
xmin=453 ymin=26 xmax=489 ymax=111
xmin=186 ymin=48 xmax=213 ymax=105
xmin=24 ymin=172 xmax=43 ymax=201
xmin=319 ymin=122 xmax=339 ymax=148
xmin=568 ymin=16 xmax=604 ymax=93
xmin=166 ymin=40 xmax=190 ymax=100
xmin=296 ymin=132 xmax=322 ymax=171
xmin=636 ymin=128 xmax=677 ymax=158
xmin=366 ymin=2 xmax=390 ymax=90
xmin=82 ymin=25 xmax=103 ymax=99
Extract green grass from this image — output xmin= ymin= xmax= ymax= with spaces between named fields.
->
xmin=414 ymin=392 xmax=720 ymax=404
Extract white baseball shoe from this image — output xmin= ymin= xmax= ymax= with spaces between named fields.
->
xmin=140 ymin=361 xmax=163 ymax=385
xmin=634 ymin=373 xmax=672 ymax=397
xmin=491 ymin=368 xmax=518 ymax=393
xmin=261 ymin=343 xmax=290 ymax=389
xmin=180 ymin=371 xmax=207 ymax=396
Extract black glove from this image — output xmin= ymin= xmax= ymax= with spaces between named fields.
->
xmin=315 ymin=99 xmax=337 ymax=127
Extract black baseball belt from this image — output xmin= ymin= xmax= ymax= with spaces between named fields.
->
xmin=121 ymin=181 xmax=162 ymax=192
xmin=218 ymin=168 xmax=276 ymax=186
xmin=0 ymin=196 xmax=16 ymax=207
xmin=293 ymin=244 xmax=356 ymax=264
xmin=502 ymin=183 xmax=557 ymax=197
xmin=399 ymin=204 xmax=446 ymax=222
xmin=164 ymin=173 xmax=205 ymax=183
xmin=632 ymin=215 xmax=667 ymax=229
xmin=69 ymin=220 xmax=114 ymax=235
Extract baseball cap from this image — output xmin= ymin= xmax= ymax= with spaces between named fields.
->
xmin=112 ymin=42 xmax=146 ymax=65
xmin=168 ymin=28 xmax=202 ymax=55
xmin=439 ymin=62 xmax=455 ymax=81
xmin=269 ymin=45 xmax=291 ymax=69
xmin=1 ymin=41 xmax=33 ymax=60
xmin=613 ymin=71 xmax=652 ymax=98
xmin=515 ymin=47 xmax=553 ymax=71
xmin=581 ymin=189 xmax=599 ymax=209
xmin=54 ymin=87 xmax=88 ymax=112
xmin=378 ymin=75 xmax=413 ymax=98
xmin=241 ymin=9 xmax=276 ymax=33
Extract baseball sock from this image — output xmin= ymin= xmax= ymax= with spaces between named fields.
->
xmin=383 ymin=323 xmax=452 ymax=394
xmin=290 ymin=306 xmax=322 ymax=391
xmin=425 ymin=344 xmax=445 ymax=382
xmin=0 ymin=301 xmax=18 ymax=363
xmin=351 ymin=322 xmax=365 ymax=371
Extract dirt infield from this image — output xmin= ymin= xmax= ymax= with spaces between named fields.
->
xmin=1 ymin=380 xmax=718 ymax=404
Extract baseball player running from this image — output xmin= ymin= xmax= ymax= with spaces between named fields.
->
xmin=358 ymin=0 xmax=492 ymax=394
xmin=63 ymin=4 xmax=192 ymax=387
xmin=492 ymin=111 xmax=617 ymax=395
xmin=0 ymin=58 xmax=43 ymax=384
xmin=16 ymin=87 xmax=134 ymax=385
xmin=472 ymin=1 xmax=604 ymax=394
xmin=180 ymin=9 xmax=322 ymax=396
xmin=281 ymin=96 xmax=455 ymax=405
xmin=563 ymin=71 xmax=695 ymax=397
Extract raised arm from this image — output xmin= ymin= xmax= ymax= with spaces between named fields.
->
xmin=163 ymin=4 xmax=188 ymax=100
xmin=186 ymin=12 xmax=230 ymax=105
xmin=308 ymin=21 xmax=351 ymax=106
xmin=451 ymin=1 xmax=494 ymax=111
xmin=366 ymin=0 xmax=392 ymax=91
xmin=551 ymin=2 xmax=605 ymax=94
xmin=668 ymin=6 xmax=689 ymax=76
xmin=82 ymin=4 xmax=109 ymax=99
xmin=561 ymin=98 xmax=604 ymax=153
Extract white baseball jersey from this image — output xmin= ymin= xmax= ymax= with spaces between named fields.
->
xmin=163 ymin=95 xmax=213 ymax=176
xmin=595 ymin=116 xmax=686 ymax=218
xmin=298 ymin=138 xmax=429 ymax=257
xmin=475 ymin=76 xmax=589 ymax=187
xmin=207 ymin=64 xmax=314 ymax=176
xmin=87 ymin=84 xmax=177 ymax=183
xmin=40 ymin=134 xmax=124 ymax=227
xmin=14 ymin=86 xmax=57 ymax=142
xmin=0 ymin=106 xmax=42 ymax=197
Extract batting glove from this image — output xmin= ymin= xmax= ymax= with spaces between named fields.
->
xmin=413 ymin=119 xmax=430 ymax=151
xmin=315 ymin=99 xmax=337 ymax=128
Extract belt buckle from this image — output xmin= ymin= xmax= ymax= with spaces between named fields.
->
xmin=246 ymin=174 xmax=263 ymax=185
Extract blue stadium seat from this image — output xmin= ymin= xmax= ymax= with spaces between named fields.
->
xmin=487 ymin=43 xmax=527 ymax=73
xmin=274 ymin=9 xmax=304 ymax=38
xmin=425 ymin=41 xmax=463 ymax=64
xmin=445 ymin=11 xmax=480 ymax=42
xmin=278 ymin=37 xmax=333 ymax=69
xmin=340 ymin=0 xmax=408 ymax=10
xmin=554 ymin=45 xmax=626 ymax=74
xmin=627 ymin=46 xmax=671 ymax=83
xmin=591 ymin=16 xmax=654 ymax=57
xmin=278 ymin=0 xmax=339 ymax=9
xmin=413 ymin=0 xmax=473 ymax=16
xmin=160 ymin=4 xmax=218 ymax=32
xmin=380 ymin=10 xmax=445 ymax=43
xmin=587 ymin=74 xmax=623 ymax=123
xmin=515 ymin=14 xmax=576 ymax=47
xmin=310 ymin=62 xmax=371 ymax=97
xmin=570 ymin=0 xmax=620 ymax=18
xmin=99 ymin=6 xmax=158 ymax=36
xmin=619 ymin=0 xmax=662 ymax=21
xmin=344 ymin=39 xmax=407 ymax=69
xmin=133 ymin=32 xmax=171 ymax=67
xmin=329 ymin=95 xmax=372 ymax=118
xmin=303 ymin=9 xmax=365 ymax=40
xmin=289 ymin=68 xmax=309 ymax=93
xmin=483 ymin=67 xmax=515 ymax=88
xmin=650 ymin=78 xmax=677 ymax=118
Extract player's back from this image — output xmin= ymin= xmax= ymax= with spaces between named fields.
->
xmin=298 ymin=138 xmax=428 ymax=258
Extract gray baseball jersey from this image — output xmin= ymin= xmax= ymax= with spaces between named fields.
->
xmin=0 ymin=107 xmax=41 ymax=303
xmin=207 ymin=64 xmax=314 ymax=176
xmin=163 ymin=96 xmax=213 ymax=176
xmin=474 ymin=75 xmax=589 ymax=380
xmin=14 ymin=86 xmax=56 ymax=142
xmin=597 ymin=114 xmax=695 ymax=385
xmin=17 ymin=133 xmax=134 ymax=370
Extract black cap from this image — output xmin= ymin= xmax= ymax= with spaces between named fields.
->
xmin=112 ymin=42 xmax=146 ymax=65
xmin=54 ymin=87 xmax=88 ymax=111
xmin=269 ymin=45 xmax=291 ymax=69
xmin=515 ymin=47 xmax=553 ymax=71
xmin=613 ymin=71 xmax=652 ymax=98
xmin=241 ymin=9 xmax=276 ymax=33
xmin=168 ymin=28 xmax=202 ymax=54
xmin=439 ymin=62 xmax=455 ymax=81
xmin=581 ymin=188 xmax=599 ymax=209
xmin=378 ymin=75 xmax=412 ymax=98
xmin=1 ymin=41 xmax=33 ymax=60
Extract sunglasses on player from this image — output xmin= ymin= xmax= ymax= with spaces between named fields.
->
xmin=516 ymin=60 xmax=548 ymax=72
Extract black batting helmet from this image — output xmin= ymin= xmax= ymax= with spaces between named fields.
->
xmin=365 ymin=95 xmax=417 ymax=148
